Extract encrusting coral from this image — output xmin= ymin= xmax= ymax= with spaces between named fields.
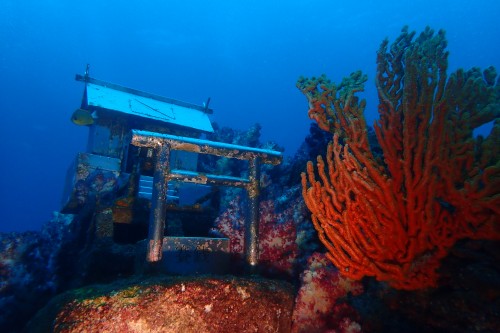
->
xmin=212 ymin=197 xmax=299 ymax=277
xmin=297 ymin=26 xmax=500 ymax=290
xmin=291 ymin=253 xmax=363 ymax=333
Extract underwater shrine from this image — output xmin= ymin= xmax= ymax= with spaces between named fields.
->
xmin=62 ymin=65 xmax=283 ymax=274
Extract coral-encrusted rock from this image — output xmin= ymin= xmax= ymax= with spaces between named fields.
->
xmin=213 ymin=198 xmax=299 ymax=277
xmin=376 ymin=239 xmax=500 ymax=333
xmin=28 ymin=275 xmax=294 ymax=333
xmin=292 ymin=253 xmax=363 ymax=333
xmin=0 ymin=213 xmax=74 ymax=332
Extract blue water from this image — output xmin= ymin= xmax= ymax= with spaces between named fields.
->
xmin=1 ymin=0 xmax=499 ymax=232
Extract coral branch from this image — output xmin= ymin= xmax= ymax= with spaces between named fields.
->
xmin=298 ymin=26 xmax=500 ymax=290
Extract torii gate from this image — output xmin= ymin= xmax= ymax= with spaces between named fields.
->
xmin=129 ymin=130 xmax=283 ymax=270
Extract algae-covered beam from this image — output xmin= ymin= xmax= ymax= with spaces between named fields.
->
xmin=130 ymin=130 xmax=282 ymax=165
xmin=168 ymin=169 xmax=250 ymax=188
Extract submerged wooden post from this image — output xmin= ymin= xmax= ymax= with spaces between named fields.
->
xmin=147 ymin=143 xmax=170 ymax=262
xmin=245 ymin=156 xmax=261 ymax=270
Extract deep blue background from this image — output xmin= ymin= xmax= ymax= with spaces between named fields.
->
xmin=1 ymin=0 xmax=499 ymax=232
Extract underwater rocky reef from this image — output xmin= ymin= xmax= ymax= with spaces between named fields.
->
xmin=1 ymin=27 xmax=499 ymax=332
